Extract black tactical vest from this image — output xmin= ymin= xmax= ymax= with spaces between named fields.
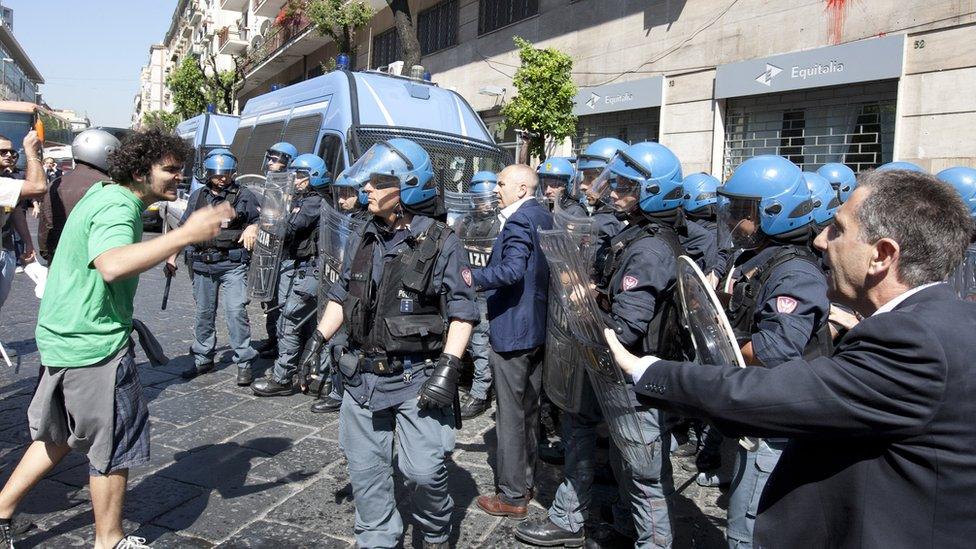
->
xmin=193 ymin=186 xmax=246 ymax=250
xmin=727 ymin=245 xmax=833 ymax=360
xmin=343 ymin=221 xmax=450 ymax=357
xmin=286 ymin=193 xmax=319 ymax=260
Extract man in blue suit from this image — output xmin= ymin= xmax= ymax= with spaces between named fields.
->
xmin=472 ymin=164 xmax=554 ymax=519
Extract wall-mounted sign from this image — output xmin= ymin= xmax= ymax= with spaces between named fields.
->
xmin=715 ymin=35 xmax=905 ymax=99
xmin=572 ymin=76 xmax=664 ymax=116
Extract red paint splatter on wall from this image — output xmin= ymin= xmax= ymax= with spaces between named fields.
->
xmin=825 ymin=0 xmax=849 ymax=45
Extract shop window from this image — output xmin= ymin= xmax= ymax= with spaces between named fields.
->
xmin=418 ymin=0 xmax=458 ymax=55
xmin=479 ymin=0 xmax=538 ymax=35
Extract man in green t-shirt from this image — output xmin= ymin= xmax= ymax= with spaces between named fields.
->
xmin=0 ymin=128 xmax=234 ymax=549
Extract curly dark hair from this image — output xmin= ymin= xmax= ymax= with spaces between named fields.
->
xmin=107 ymin=127 xmax=190 ymax=183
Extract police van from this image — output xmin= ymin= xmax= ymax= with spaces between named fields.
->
xmin=161 ymin=112 xmax=240 ymax=231
xmin=229 ymin=68 xmax=509 ymax=193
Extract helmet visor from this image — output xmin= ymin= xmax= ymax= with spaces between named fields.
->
xmin=264 ymin=151 xmax=291 ymax=169
xmin=576 ymin=167 xmax=605 ymax=205
xmin=344 ymin=142 xmax=413 ymax=190
xmin=717 ymin=193 xmax=764 ymax=250
xmin=537 ymin=174 xmax=572 ymax=206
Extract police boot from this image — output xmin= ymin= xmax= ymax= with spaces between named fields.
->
xmin=460 ymin=396 xmax=489 ymax=420
xmin=251 ymin=377 xmax=296 ymax=397
xmin=310 ymin=396 xmax=341 ymax=413
xmin=236 ymin=366 xmax=254 ymax=386
xmin=181 ymin=361 xmax=214 ymax=379
xmin=515 ymin=517 xmax=584 ymax=547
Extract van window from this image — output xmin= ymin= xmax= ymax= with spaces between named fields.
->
xmin=239 ymin=121 xmax=285 ymax=175
xmin=280 ymin=114 xmax=322 ymax=156
xmin=229 ymin=125 xmax=253 ymax=169
xmin=317 ymin=134 xmax=345 ymax=180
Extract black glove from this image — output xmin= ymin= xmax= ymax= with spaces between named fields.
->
xmin=298 ymin=331 xmax=327 ymax=394
xmin=417 ymin=353 xmax=462 ymax=410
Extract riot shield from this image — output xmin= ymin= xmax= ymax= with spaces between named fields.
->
xmin=952 ymin=244 xmax=976 ymax=302
xmin=444 ymin=190 xmax=500 ymax=269
xmin=317 ymin=203 xmax=368 ymax=318
xmin=247 ymin=171 xmax=296 ymax=302
xmin=676 ymin=255 xmax=758 ymax=450
xmin=538 ymin=224 xmax=655 ymax=469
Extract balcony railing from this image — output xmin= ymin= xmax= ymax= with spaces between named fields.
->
xmin=243 ymin=16 xmax=312 ymax=74
xmin=218 ymin=26 xmax=250 ymax=54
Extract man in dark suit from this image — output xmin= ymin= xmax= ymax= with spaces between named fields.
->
xmin=605 ymin=169 xmax=976 ymax=548
xmin=472 ymin=163 xmax=553 ymax=519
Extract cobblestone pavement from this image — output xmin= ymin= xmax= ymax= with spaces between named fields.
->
xmin=0 ymin=228 xmax=729 ymax=548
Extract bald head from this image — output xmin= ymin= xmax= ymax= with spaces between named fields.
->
xmin=496 ymin=164 xmax=538 ymax=208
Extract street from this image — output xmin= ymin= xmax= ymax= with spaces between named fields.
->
xmin=0 ymin=230 xmax=728 ymax=548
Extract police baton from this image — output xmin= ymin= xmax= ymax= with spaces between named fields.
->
xmin=162 ymin=271 xmax=173 ymax=310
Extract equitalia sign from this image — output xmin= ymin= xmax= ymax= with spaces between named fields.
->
xmin=715 ymin=35 xmax=904 ymax=99
xmin=572 ymin=76 xmax=664 ymax=116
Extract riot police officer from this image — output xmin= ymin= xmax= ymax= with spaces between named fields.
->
xmin=937 ymin=166 xmax=976 ymax=300
xmin=169 ymin=149 xmax=261 ymax=385
xmin=252 ymin=154 xmax=326 ymax=397
xmin=718 ymin=155 xmax=830 ymax=549
xmin=518 ymin=142 xmax=684 ymax=548
xmin=256 ymin=141 xmax=300 ymax=358
xmin=816 ymin=162 xmax=857 ymax=203
xmin=577 ymin=138 xmax=628 ymax=241
xmin=457 ymin=170 xmax=500 ymax=419
xmin=308 ymin=165 xmax=371 ymax=414
xmin=804 ymin=171 xmax=841 ymax=233
xmin=539 ymin=157 xmax=587 ymax=216
xmin=298 ymin=138 xmax=478 ymax=548
xmin=876 ymin=160 xmax=925 ymax=173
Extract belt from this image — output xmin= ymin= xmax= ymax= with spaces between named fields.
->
xmin=355 ymin=352 xmax=434 ymax=378
xmin=190 ymin=249 xmax=242 ymax=263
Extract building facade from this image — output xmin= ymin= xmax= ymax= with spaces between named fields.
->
xmin=143 ymin=0 xmax=975 ymax=173
xmin=0 ymin=3 xmax=42 ymax=104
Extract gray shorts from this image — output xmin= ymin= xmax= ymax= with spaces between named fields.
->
xmin=28 ymin=342 xmax=150 ymax=475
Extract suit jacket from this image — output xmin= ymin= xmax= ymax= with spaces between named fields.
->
xmin=472 ymin=198 xmax=553 ymax=353
xmin=634 ymin=283 xmax=976 ymax=548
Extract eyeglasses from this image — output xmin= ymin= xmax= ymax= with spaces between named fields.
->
xmin=0 ymin=149 xmax=18 ymax=157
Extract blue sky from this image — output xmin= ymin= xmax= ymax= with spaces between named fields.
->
xmin=5 ymin=0 xmax=176 ymax=127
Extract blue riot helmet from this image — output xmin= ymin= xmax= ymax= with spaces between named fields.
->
xmin=289 ymin=154 xmax=329 ymax=192
xmin=469 ymin=170 xmax=498 ymax=194
xmin=682 ymin=172 xmax=721 ymax=218
xmin=202 ymin=149 xmax=238 ymax=184
xmin=803 ymin=171 xmax=840 ymax=229
xmin=816 ymin=162 xmax=857 ymax=203
xmin=343 ymin=138 xmax=435 ymax=208
xmin=537 ymin=157 xmax=577 ymax=205
xmin=334 ymin=168 xmax=369 ymax=209
xmin=265 ymin=142 xmax=298 ymax=172
xmin=588 ymin=142 xmax=683 ymax=215
xmin=937 ymin=167 xmax=976 ymax=218
xmin=718 ymin=155 xmax=813 ymax=250
xmin=577 ymin=138 xmax=628 ymax=205
xmin=876 ymin=161 xmax=925 ymax=173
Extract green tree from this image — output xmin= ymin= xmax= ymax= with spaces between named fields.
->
xmin=141 ymin=110 xmax=181 ymax=132
xmin=501 ymin=37 xmax=578 ymax=161
xmin=203 ymin=52 xmax=247 ymax=114
xmin=386 ymin=0 xmax=421 ymax=68
xmin=165 ymin=57 xmax=207 ymax=120
xmin=303 ymin=0 xmax=373 ymax=65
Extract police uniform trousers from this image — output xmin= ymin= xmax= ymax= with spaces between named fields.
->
xmin=549 ymin=374 xmax=674 ymax=548
xmin=468 ymin=295 xmax=493 ymax=400
xmin=270 ymin=258 xmax=318 ymax=383
xmin=190 ymin=261 xmax=257 ymax=368
xmin=726 ymin=438 xmax=785 ymax=548
xmin=339 ymin=390 xmax=456 ymax=547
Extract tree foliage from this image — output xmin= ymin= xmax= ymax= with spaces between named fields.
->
xmin=203 ymin=52 xmax=247 ymax=114
xmin=304 ymin=0 xmax=373 ymax=62
xmin=165 ymin=57 xmax=208 ymax=121
xmin=141 ymin=110 xmax=181 ymax=132
xmin=501 ymin=37 xmax=578 ymax=161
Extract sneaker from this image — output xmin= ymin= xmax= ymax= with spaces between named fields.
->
xmin=114 ymin=536 xmax=151 ymax=548
xmin=696 ymin=471 xmax=729 ymax=487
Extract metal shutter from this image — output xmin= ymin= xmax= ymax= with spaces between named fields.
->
xmin=574 ymin=107 xmax=661 ymax=152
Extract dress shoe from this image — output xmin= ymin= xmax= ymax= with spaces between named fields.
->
xmin=515 ymin=517 xmax=584 ymax=547
xmin=181 ymin=361 xmax=214 ymax=379
xmin=476 ymin=494 xmax=527 ymax=519
xmin=311 ymin=396 xmax=342 ymax=413
xmin=236 ymin=367 xmax=253 ymax=386
xmin=252 ymin=377 xmax=296 ymax=397
xmin=460 ymin=396 xmax=489 ymax=419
